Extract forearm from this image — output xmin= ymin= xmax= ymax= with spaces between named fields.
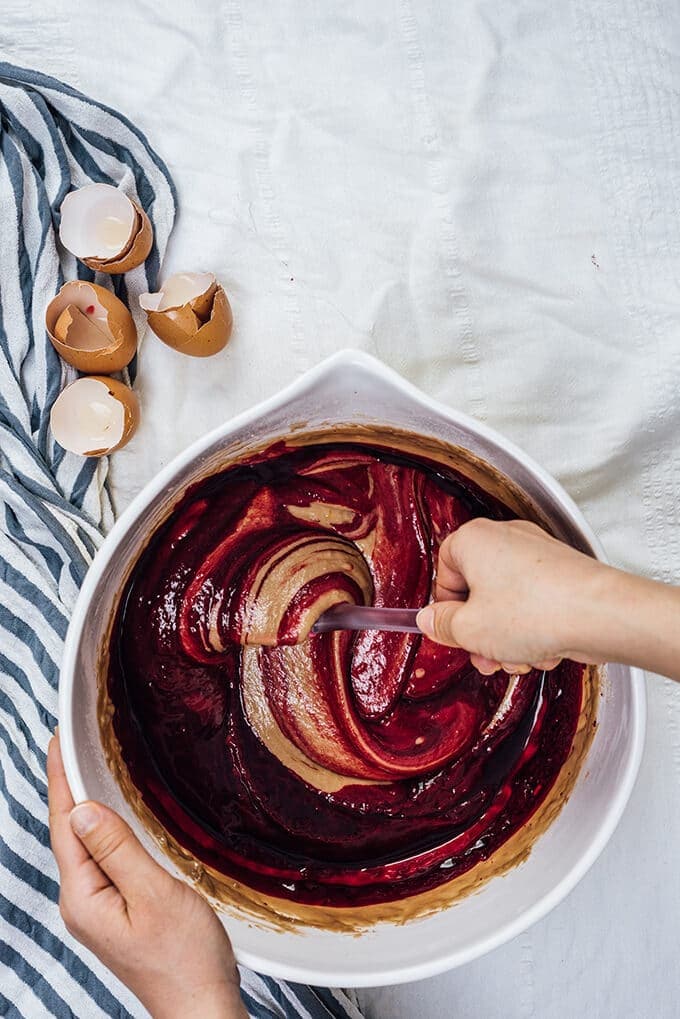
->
xmin=566 ymin=564 xmax=680 ymax=681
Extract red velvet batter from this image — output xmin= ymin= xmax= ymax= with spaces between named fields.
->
xmin=108 ymin=441 xmax=584 ymax=907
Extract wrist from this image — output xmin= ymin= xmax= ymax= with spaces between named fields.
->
xmin=557 ymin=559 xmax=628 ymax=663
xmin=148 ymin=979 xmax=247 ymax=1019
xmin=587 ymin=568 xmax=680 ymax=678
xmin=558 ymin=559 xmax=675 ymax=671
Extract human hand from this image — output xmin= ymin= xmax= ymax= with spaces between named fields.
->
xmin=47 ymin=733 xmax=247 ymax=1019
xmin=417 ymin=518 xmax=613 ymax=674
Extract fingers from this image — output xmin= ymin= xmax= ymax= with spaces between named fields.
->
xmin=47 ymin=729 xmax=112 ymax=913
xmin=470 ymin=654 xmax=502 ymax=675
xmin=49 ymin=733 xmax=170 ymax=944
xmin=534 ymin=657 xmax=562 ymax=671
xmin=47 ymin=733 xmax=97 ymax=876
xmin=417 ymin=600 xmax=464 ymax=647
xmin=500 ymin=662 xmax=533 ymax=675
xmin=468 ymin=655 xmax=560 ymax=676
xmin=435 ymin=533 xmax=469 ymax=601
xmin=69 ymin=802 xmax=172 ymax=906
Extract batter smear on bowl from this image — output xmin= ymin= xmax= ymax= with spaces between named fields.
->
xmin=106 ymin=438 xmax=587 ymax=913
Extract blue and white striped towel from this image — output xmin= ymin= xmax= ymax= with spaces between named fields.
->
xmin=0 ymin=62 xmax=364 ymax=1019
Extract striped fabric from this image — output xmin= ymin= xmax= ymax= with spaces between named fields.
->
xmin=0 ymin=63 xmax=363 ymax=1019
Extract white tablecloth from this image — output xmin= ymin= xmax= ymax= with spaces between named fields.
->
xmin=7 ymin=1 xmax=680 ymax=1015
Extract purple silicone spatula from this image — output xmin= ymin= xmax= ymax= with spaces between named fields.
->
xmin=311 ymin=605 xmax=422 ymax=634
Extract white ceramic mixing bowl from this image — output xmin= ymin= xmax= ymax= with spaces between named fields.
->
xmin=59 ymin=350 xmax=645 ymax=987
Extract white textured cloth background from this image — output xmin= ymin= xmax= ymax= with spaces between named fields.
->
xmin=5 ymin=1 xmax=680 ymax=1016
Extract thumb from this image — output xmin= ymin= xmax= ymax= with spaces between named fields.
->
xmin=417 ymin=600 xmax=465 ymax=647
xmin=70 ymin=801 xmax=170 ymax=904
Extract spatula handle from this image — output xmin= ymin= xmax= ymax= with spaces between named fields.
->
xmin=311 ymin=605 xmax=421 ymax=634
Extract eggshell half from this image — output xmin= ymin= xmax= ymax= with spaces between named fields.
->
xmin=50 ymin=376 xmax=139 ymax=457
xmin=46 ymin=281 xmax=137 ymax=373
xmin=84 ymin=202 xmax=153 ymax=274
xmin=139 ymin=273 xmax=233 ymax=357
xmin=59 ymin=183 xmax=153 ymax=274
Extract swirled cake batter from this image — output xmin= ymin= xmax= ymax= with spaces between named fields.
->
xmin=104 ymin=433 xmax=593 ymax=922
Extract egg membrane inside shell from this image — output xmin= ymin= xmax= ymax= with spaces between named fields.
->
xmin=60 ymin=183 xmax=136 ymax=260
xmin=50 ymin=377 xmax=126 ymax=456
xmin=139 ymin=272 xmax=216 ymax=312
xmin=52 ymin=284 xmax=115 ymax=349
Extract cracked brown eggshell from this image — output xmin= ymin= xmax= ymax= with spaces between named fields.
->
xmin=50 ymin=375 xmax=139 ymax=457
xmin=59 ymin=183 xmax=153 ymax=274
xmin=45 ymin=281 xmax=137 ymax=373
xmin=139 ymin=272 xmax=233 ymax=357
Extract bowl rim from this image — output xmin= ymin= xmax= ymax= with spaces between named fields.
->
xmin=59 ymin=348 xmax=647 ymax=986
